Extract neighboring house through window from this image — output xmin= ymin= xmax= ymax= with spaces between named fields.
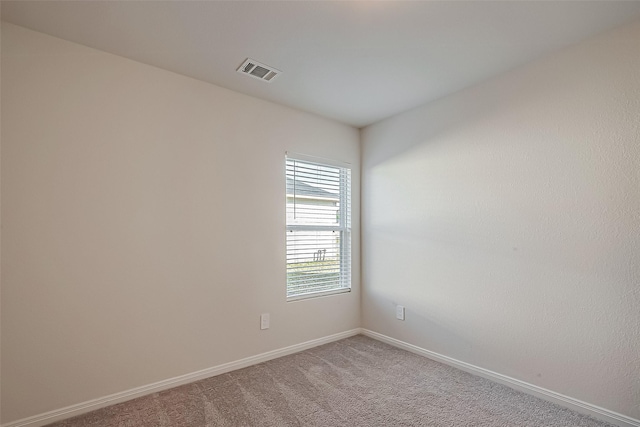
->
xmin=285 ymin=155 xmax=351 ymax=300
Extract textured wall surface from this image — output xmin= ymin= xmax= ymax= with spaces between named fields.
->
xmin=0 ymin=14 xmax=3 ymax=426
xmin=1 ymin=23 xmax=360 ymax=424
xmin=361 ymin=20 xmax=640 ymax=419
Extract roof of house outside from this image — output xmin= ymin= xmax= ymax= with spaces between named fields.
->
xmin=286 ymin=178 xmax=338 ymax=200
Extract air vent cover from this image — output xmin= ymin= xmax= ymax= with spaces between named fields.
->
xmin=237 ymin=58 xmax=281 ymax=83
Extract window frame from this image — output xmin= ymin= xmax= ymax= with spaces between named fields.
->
xmin=285 ymin=153 xmax=352 ymax=301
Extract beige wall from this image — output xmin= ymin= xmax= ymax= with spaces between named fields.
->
xmin=361 ymin=20 xmax=640 ymax=420
xmin=3 ymin=14 xmax=640 ymax=426
xmin=0 ymin=23 xmax=360 ymax=424
xmin=0 ymin=12 xmax=3 ymax=426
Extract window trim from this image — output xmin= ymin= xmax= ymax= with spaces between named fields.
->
xmin=285 ymin=153 xmax=352 ymax=301
xmin=286 ymin=287 xmax=351 ymax=302
xmin=285 ymin=151 xmax=351 ymax=169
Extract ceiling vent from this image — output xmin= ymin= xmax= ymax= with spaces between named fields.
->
xmin=237 ymin=58 xmax=281 ymax=83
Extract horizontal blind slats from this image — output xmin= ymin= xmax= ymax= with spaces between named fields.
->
xmin=286 ymin=158 xmax=351 ymax=298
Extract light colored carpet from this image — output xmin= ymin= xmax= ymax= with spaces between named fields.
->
xmin=50 ymin=335 xmax=613 ymax=426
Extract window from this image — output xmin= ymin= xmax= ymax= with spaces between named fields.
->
xmin=286 ymin=155 xmax=351 ymax=300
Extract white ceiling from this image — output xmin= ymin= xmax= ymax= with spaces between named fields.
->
xmin=3 ymin=1 xmax=640 ymax=128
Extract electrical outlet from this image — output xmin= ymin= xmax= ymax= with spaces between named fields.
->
xmin=260 ymin=313 xmax=270 ymax=330
xmin=396 ymin=305 xmax=405 ymax=321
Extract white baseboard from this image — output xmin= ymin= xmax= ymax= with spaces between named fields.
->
xmin=7 ymin=328 xmax=636 ymax=427
xmin=2 ymin=328 xmax=362 ymax=427
xmin=361 ymin=329 xmax=639 ymax=427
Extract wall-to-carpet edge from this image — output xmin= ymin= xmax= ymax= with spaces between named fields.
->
xmin=361 ymin=329 xmax=640 ymax=427
xmin=4 ymin=328 xmax=637 ymax=427
xmin=1 ymin=329 xmax=361 ymax=427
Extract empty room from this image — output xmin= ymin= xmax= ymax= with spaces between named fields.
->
xmin=1 ymin=1 xmax=638 ymax=426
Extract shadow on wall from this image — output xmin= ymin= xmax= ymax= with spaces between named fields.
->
xmin=361 ymin=57 xmax=576 ymax=169
xmin=364 ymin=285 xmax=476 ymax=357
xmin=362 ymin=37 xmax=636 ymax=290
xmin=360 ymin=20 xmax=640 ymax=417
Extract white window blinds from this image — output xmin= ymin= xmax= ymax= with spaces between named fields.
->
xmin=286 ymin=156 xmax=351 ymax=300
